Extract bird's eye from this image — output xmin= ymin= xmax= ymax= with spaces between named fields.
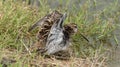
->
xmin=74 ymin=25 xmax=77 ymax=28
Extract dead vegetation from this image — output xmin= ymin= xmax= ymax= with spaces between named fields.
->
xmin=0 ymin=48 xmax=108 ymax=67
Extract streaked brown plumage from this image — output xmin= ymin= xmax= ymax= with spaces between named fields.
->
xmin=29 ymin=10 xmax=63 ymax=51
xmin=28 ymin=11 xmax=78 ymax=55
xmin=36 ymin=10 xmax=63 ymax=46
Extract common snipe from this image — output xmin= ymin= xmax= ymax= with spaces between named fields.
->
xmin=28 ymin=10 xmax=78 ymax=55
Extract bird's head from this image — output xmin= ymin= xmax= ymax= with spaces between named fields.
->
xmin=64 ymin=23 xmax=78 ymax=35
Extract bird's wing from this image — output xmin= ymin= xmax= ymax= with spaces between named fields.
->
xmin=45 ymin=13 xmax=67 ymax=55
xmin=28 ymin=14 xmax=50 ymax=32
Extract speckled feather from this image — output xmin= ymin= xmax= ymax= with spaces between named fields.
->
xmin=28 ymin=11 xmax=78 ymax=55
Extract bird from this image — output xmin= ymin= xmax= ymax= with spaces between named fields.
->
xmin=28 ymin=10 xmax=78 ymax=55
xmin=45 ymin=13 xmax=78 ymax=55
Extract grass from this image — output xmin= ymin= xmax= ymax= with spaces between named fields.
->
xmin=0 ymin=0 xmax=119 ymax=67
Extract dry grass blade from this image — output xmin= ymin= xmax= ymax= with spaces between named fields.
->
xmin=20 ymin=40 xmax=32 ymax=56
